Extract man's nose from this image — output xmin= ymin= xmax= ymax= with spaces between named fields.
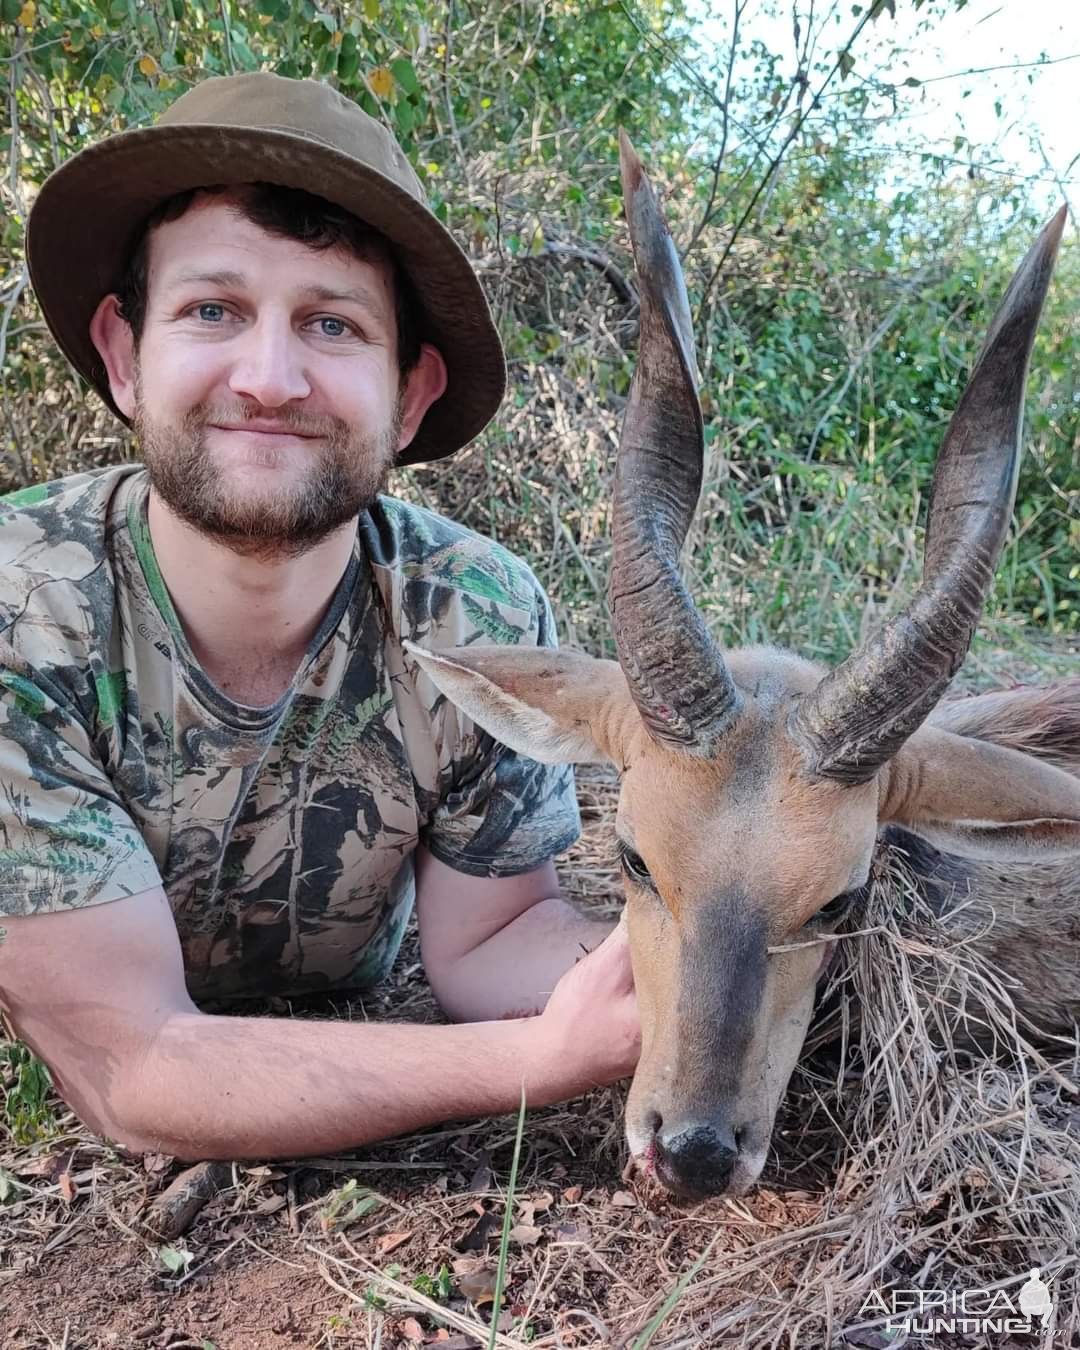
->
xmin=227 ymin=320 xmax=311 ymax=408
xmin=652 ymin=1116 xmax=741 ymax=1198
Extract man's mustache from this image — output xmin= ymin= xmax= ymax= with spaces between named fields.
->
xmin=188 ymin=403 xmax=349 ymax=441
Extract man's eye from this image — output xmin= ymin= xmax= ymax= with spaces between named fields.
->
xmin=195 ymin=303 xmax=227 ymax=323
xmin=314 ymin=316 xmax=353 ymax=338
xmin=618 ymin=843 xmax=652 ymax=884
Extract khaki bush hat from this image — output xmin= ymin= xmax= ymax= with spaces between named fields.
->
xmin=26 ymin=72 xmax=507 ymax=466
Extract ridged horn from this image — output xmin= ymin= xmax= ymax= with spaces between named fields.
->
xmin=791 ymin=206 xmax=1067 ymax=783
xmin=610 ymin=130 xmax=740 ymax=754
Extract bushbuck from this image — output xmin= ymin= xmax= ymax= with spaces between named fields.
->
xmin=406 ymin=137 xmax=1080 ymax=1200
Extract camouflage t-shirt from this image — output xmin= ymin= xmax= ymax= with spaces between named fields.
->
xmin=0 ymin=465 xmax=580 ymax=1001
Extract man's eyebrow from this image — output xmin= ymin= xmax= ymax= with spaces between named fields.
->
xmin=165 ymin=267 xmax=248 ymax=292
xmin=300 ymin=282 xmax=385 ymax=313
xmin=164 ymin=269 xmax=386 ymax=316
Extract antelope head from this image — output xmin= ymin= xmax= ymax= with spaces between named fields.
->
xmin=407 ymin=138 xmax=1078 ymax=1199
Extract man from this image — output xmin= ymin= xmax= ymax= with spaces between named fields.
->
xmin=0 ymin=73 xmax=639 ymax=1161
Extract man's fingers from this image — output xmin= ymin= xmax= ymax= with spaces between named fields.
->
xmin=585 ymin=918 xmax=635 ymax=994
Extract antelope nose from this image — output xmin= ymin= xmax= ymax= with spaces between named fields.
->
xmin=653 ymin=1121 xmax=739 ymax=1198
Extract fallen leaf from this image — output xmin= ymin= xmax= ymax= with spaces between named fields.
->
xmin=553 ymin=1222 xmax=592 ymax=1244
xmin=376 ymin=1230 xmax=412 ymax=1255
xmin=451 ymin=1256 xmax=486 ymax=1274
xmin=157 ymin=1244 xmax=193 ymax=1274
xmin=532 ymin=1190 xmax=554 ymax=1213
xmin=456 ymin=1266 xmax=498 ymax=1304
xmin=508 ymin=1223 xmax=542 ymax=1246
xmin=16 ymin=1153 xmax=70 ymax=1181
xmin=1035 ymin=1157 xmax=1071 ymax=1184
xmin=467 ymin=1160 xmax=492 ymax=1192
xmin=515 ymin=1200 xmax=535 ymax=1226
xmin=400 ymin=1317 xmax=424 ymax=1342
xmin=252 ymin=1194 xmax=287 ymax=1215
xmin=58 ymin=1172 xmax=77 ymax=1205
xmin=561 ymin=1185 xmax=583 ymax=1204
xmin=455 ymin=1210 xmax=498 ymax=1252
xmin=610 ymin=1190 xmax=637 ymax=1208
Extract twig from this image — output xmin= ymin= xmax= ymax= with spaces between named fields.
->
xmin=0 ymin=262 xmax=29 ymax=380
xmin=218 ymin=0 xmax=236 ymax=74
xmin=684 ymin=0 xmax=746 ymax=259
xmin=312 ymin=1245 xmax=528 ymax=1349
xmin=539 ymin=241 xmax=637 ymax=307
xmin=696 ymin=3 xmax=879 ymax=321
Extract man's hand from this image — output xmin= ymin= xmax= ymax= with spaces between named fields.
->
xmin=534 ymin=919 xmax=640 ymax=1091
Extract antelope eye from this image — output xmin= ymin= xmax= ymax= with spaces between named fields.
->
xmin=618 ymin=843 xmax=652 ymax=884
xmin=814 ymin=884 xmax=867 ymax=925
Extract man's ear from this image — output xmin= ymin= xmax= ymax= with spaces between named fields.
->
xmin=403 ymin=642 xmax=623 ymax=765
xmin=89 ymin=294 xmax=137 ymax=419
xmin=879 ymin=725 xmax=1080 ymax=861
xmin=396 ymin=343 xmax=448 ymax=452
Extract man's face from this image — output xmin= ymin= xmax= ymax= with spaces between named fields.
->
xmin=132 ymin=192 xmax=405 ymax=559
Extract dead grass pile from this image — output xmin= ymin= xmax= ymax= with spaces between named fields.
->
xmin=761 ymin=843 xmax=1080 ymax=1347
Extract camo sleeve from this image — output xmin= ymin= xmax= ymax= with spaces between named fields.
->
xmin=0 ymin=654 xmax=161 ymax=916
xmin=420 ymin=588 xmax=582 ymax=879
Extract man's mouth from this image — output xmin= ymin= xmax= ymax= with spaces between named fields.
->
xmin=210 ymin=422 xmax=319 ymax=439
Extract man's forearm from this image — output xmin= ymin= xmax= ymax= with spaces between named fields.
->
xmin=116 ymin=1008 xmax=588 ymax=1161
xmin=428 ymin=897 xmax=615 ymax=1022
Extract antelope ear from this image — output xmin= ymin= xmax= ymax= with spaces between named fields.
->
xmin=403 ymin=642 xmax=619 ymax=765
xmin=879 ymin=725 xmax=1080 ymax=861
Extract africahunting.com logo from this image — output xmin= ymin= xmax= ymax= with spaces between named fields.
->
xmin=859 ymin=1268 xmax=1053 ymax=1337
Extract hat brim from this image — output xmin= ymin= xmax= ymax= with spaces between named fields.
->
xmin=26 ymin=123 xmax=506 ymax=466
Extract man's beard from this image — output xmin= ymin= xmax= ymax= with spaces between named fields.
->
xmin=135 ymin=388 xmax=401 ymax=561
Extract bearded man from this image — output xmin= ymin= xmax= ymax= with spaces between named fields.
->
xmin=0 ymin=73 xmax=639 ymax=1160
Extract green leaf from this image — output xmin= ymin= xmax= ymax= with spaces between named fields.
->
xmin=2 ymin=0 xmax=22 ymax=16
xmin=158 ymin=1245 xmax=193 ymax=1274
xmin=0 ymin=1169 xmax=21 ymax=1202
xmin=338 ymin=31 xmax=358 ymax=81
xmin=389 ymin=57 xmax=419 ymax=97
xmin=394 ymin=98 xmax=414 ymax=134
xmin=838 ymin=50 xmax=855 ymax=79
xmin=362 ymin=0 xmax=378 ymax=18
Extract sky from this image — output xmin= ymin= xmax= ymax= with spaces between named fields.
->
xmin=689 ymin=0 xmax=1078 ymax=215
